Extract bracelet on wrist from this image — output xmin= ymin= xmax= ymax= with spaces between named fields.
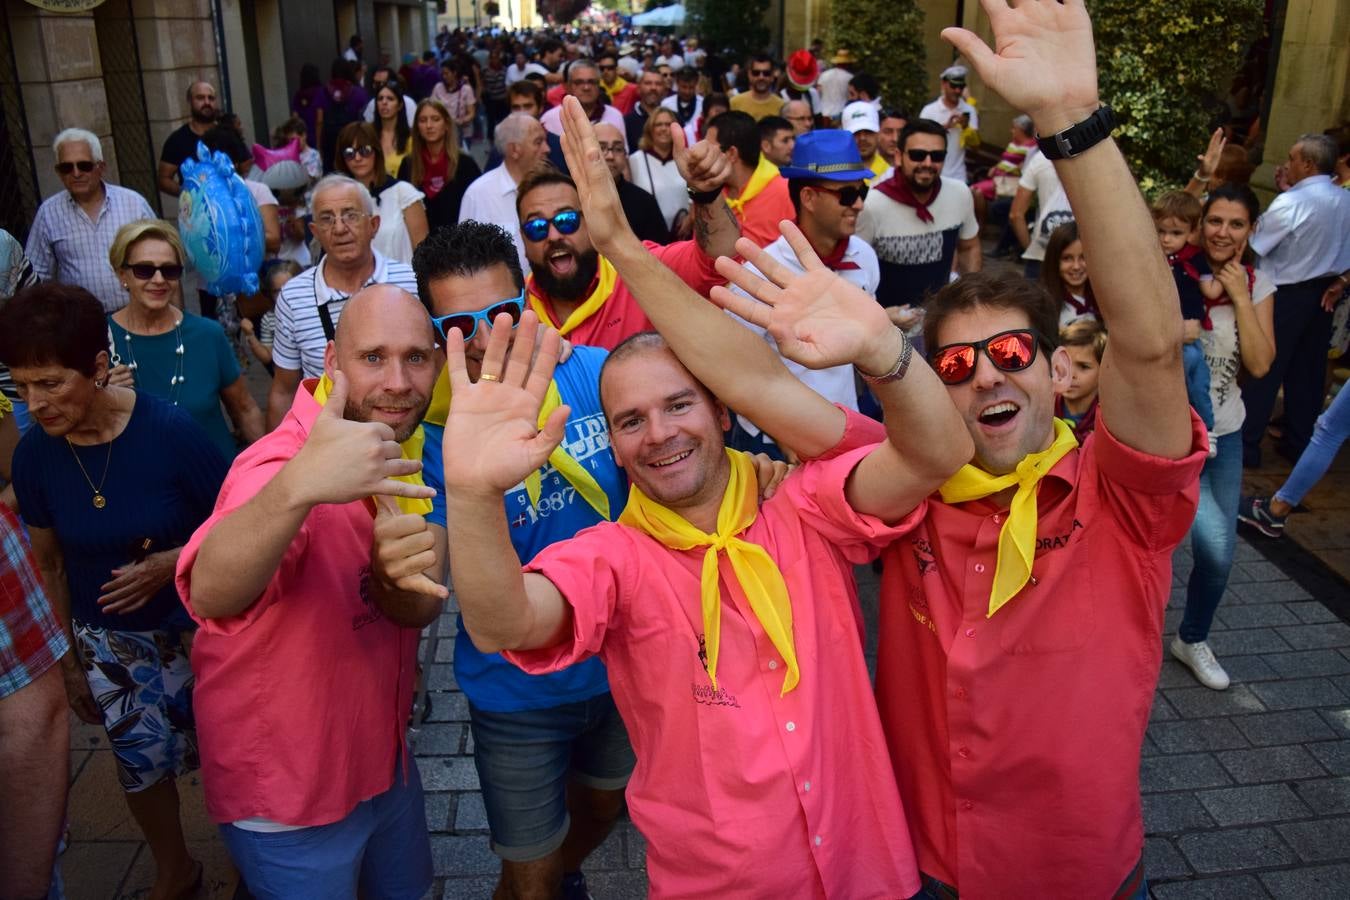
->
xmin=1193 ymin=170 xmax=1212 ymax=183
xmin=687 ymin=186 xmax=722 ymax=205
xmin=856 ymin=330 xmax=914 ymax=385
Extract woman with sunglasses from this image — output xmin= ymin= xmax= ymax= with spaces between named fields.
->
xmin=374 ymin=81 xmax=413 ymax=179
xmin=106 ymin=220 xmax=264 ymax=458
xmin=2 ymin=283 xmax=229 ymax=900
xmin=398 ymin=98 xmax=482 ymax=235
xmin=336 ymin=122 xmax=429 ymax=264
xmin=629 ymin=108 xmax=692 ymax=238
xmin=1171 ymin=184 xmax=1276 ymax=691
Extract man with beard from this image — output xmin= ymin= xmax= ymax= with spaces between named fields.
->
xmin=919 ymin=65 xmax=979 ymax=184
xmin=175 ymin=285 xmax=439 ymax=897
xmin=157 ymin=81 xmax=219 ymax=197
xmin=857 ymin=117 xmax=981 ymax=311
xmin=841 ymin=101 xmax=889 ymax=183
xmin=515 ymin=160 xmax=737 ymax=350
xmin=659 ymin=67 xmax=703 ymax=127
xmin=877 ymin=108 xmax=908 ymax=168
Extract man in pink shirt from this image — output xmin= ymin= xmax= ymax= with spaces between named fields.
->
xmin=176 ymin=286 xmax=442 ymax=899
xmin=516 ymin=164 xmax=738 ymax=351
xmin=557 ymin=2 xmax=1208 ymax=888
xmin=431 ymin=255 xmax=971 ymax=894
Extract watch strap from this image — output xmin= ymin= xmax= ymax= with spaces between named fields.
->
xmin=687 ymin=186 xmax=723 ymax=205
xmin=1036 ymin=106 xmax=1116 ymax=160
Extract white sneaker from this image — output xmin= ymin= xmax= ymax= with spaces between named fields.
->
xmin=1170 ymin=637 xmax=1230 ymax=690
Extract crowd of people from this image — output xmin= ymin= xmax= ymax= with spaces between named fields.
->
xmin=2 ymin=4 xmax=1350 ymax=900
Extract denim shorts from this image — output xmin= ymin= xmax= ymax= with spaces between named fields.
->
xmin=220 ymin=755 xmax=432 ymax=900
xmin=468 ymin=693 xmax=635 ymax=861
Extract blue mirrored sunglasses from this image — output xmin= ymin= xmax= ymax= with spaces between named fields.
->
xmin=521 ymin=209 xmax=582 ymax=242
xmin=431 ymin=291 xmax=526 ymax=343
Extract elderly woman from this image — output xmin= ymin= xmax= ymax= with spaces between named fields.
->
xmin=106 ymin=220 xmax=263 ymax=458
xmin=335 ymin=122 xmax=428 ymax=264
xmin=0 ymin=283 xmax=228 ymax=900
xmin=628 ymin=107 xmax=691 ymax=238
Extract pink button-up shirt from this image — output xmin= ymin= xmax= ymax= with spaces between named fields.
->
xmin=510 ymin=446 xmax=921 ymax=899
xmin=872 ymin=412 xmax=1206 ymax=897
xmin=176 ymin=381 xmax=419 ymax=826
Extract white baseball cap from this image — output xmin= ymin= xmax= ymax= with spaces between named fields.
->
xmin=842 ymin=101 xmax=880 ymax=134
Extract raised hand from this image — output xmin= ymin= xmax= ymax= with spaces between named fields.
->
xmin=709 ymin=222 xmax=897 ymax=374
xmin=442 ymin=310 xmax=569 ymax=497
xmin=288 ymin=370 xmax=434 ymax=507
xmin=372 ymin=495 xmax=449 ymax=600
xmin=670 ymin=126 xmax=732 ymax=194
xmin=1215 ymin=259 xmax=1252 ymax=305
xmin=558 ymin=95 xmax=630 ymax=252
xmin=1196 ymin=127 xmax=1227 ymax=181
xmin=941 ymin=0 xmax=1098 ymax=133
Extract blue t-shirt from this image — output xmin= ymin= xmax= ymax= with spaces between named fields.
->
xmin=14 ymin=394 xmax=228 ymax=632
xmin=108 ymin=313 xmax=242 ymax=458
xmin=422 ymin=346 xmax=626 ymax=712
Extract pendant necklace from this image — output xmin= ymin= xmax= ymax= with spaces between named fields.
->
xmin=66 ymin=437 xmax=113 ymax=509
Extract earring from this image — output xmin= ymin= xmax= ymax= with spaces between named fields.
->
xmin=95 ymin=378 xmax=106 ymax=390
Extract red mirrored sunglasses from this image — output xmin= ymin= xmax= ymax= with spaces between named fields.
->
xmin=930 ymin=329 xmax=1043 ymax=386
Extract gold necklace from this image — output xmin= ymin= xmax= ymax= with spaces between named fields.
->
xmin=66 ymin=437 xmax=113 ymax=509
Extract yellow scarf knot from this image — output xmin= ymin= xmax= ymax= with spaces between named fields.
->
xmin=938 ymin=418 xmax=1079 ymax=618
xmin=619 ymin=449 xmax=799 ymax=695
xmin=527 ymin=256 xmax=620 ymax=336
xmin=313 ymin=374 xmax=432 ymax=515
xmin=724 ymin=155 xmax=782 ymax=218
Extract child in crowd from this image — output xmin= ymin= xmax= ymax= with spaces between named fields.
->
xmin=1152 ymin=191 xmax=1217 ymax=451
xmin=274 ymin=117 xmax=323 ymax=184
xmin=1055 ymin=318 xmax=1106 ymax=440
xmin=1042 ymin=221 xmax=1098 ymax=327
xmin=241 ymin=260 xmax=301 ymax=374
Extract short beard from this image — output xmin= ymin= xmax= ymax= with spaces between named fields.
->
xmin=531 ymin=248 xmax=600 ymax=303
xmin=345 ymin=394 xmax=430 ymax=443
xmin=905 ymin=169 xmax=938 ymax=193
xmin=192 ymin=109 xmax=218 ymax=126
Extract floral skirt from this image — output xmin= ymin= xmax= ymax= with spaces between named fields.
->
xmin=73 ymin=623 xmax=198 ymax=793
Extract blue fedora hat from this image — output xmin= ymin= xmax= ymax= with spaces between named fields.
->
xmin=778 ymin=129 xmax=874 ymax=181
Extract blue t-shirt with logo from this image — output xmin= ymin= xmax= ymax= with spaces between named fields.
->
xmin=421 ymin=345 xmax=626 ymax=712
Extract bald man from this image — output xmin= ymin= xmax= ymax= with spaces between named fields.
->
xmin=176 ymin=285 xmax=440 ymax=898
xmin=158 ymin=80 xmax=220 ymax=196
xmin=596 ymin=122 xmax=670 ymax=243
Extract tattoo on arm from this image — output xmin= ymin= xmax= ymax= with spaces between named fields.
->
xmin=691 ymin=200 xmax=738 ymax=253
xmin=693 ymin=202 xmax=713 ymax=249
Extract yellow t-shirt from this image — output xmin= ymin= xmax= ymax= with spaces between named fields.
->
xmin=730 ymin=92 xmax=785 ymax=122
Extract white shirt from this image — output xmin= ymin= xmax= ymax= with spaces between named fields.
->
xmin=817 ymin=68 xmax=853 ymax=119
xmin=779 ymin=87 xmax=822 ymax=114
xmin=506 ymin=63 xmax=530 ymax=86
xmin=540 ymin=104 xmax=629 ymax=150
xmin=363 ymin=94 xmax=417 ymax=127
xmin=1249 ymin=174 xmax=1350 ymax=286
xmin=459 ymin=163 xmax=528 ymax=274
xmin=919 ymin=96 xmax=979 ymax=183
xmin=660 ymin=93 xmax=703 ymax=125
xmin=1199 ymin=269 xmax=1276 ymax=437
xmin=628 ymin=151 xmax=689 ymax=231
xmin=730 ymin=235 xmax=881 ymax=438
xmin=369 ymin=179 xmax=425 ymax=265
xmin=856 ymin=175 xmax=979 ymax=308
xmin=1016 ymin=152 xmax=1074 ymax=262
xmin=271 ymin=250 xmax=419 ymax=378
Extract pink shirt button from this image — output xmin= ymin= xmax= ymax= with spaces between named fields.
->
xmin=974 ymin=563 xmax=986 ymax=573
xmin=965 ymin=628 xmax=976 ymax=638
xmin=954 ymin=687 xmax=967 ymax=699
xmin=962 ymin=801 xmax=974 ymax=811
xmin=958 ymin=746 xmax=972 ymax=759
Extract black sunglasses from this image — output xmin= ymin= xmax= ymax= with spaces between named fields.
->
xmin=750 ymin=69 xmax=774 ymax=77
xmin=810 ymin=183 xmax=869 ymax=207
xmin=57 ymin=160 xmax=97 ymax=174
xmin=521 ymin=209 xmax=582 ymax=243
xmin=123 ymin=263 xmax=185 ymax=282
xmin=906 ymin=148 xmax=948 ymax=163
xmin=930 ymin=329 xmax=1043 ymax=386
xmin=342 ymin=145 xmax=376 ymax=161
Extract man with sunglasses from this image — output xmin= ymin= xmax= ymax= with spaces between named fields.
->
xmin=559 ymin=0 xmax=1208 ymax=889
xmin=858 ymin=118 xmax=981 ymax=311
xmin=730 ymin=54 xmax=784 ymax=122
xmin=26 ymin=128 xmax=154 ymax=314
xmin=919 ymin=65 xmax=978 ymax=184
xmin=596 ymin=53 xmax=639 ymax=115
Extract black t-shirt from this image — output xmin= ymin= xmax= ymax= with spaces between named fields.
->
xmin=617 ymin=178 xmax=671 ymax=245
xmin=161 ymin=123 xmax=206 ymax=171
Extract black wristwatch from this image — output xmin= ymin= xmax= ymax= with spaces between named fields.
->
xmin=687 ymin=186 xmax=723 ymax=205
xmin=1036 ymin=106 xmax=1116 ymax=160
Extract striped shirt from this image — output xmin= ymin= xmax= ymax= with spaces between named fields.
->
xmin=25 ymin=183 xmax=155 ymax=313
xmin=271 ymin=250 xmax=419 ymax=377
xmin=0 ymin=501 xmax=70 ymax=699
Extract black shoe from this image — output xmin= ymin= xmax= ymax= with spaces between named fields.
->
xmin=561 ymin=871 xmax=594 ymax=900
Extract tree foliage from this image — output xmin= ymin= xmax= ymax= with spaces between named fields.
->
xmin=687 ymin=0 xmax=771 ymax=63
xmin=828 ymin=0 xmax=927 ymax=114
xmin=538 ymin=0 xmax=591 ymax=24
xmin=1088 ymin=0 xmax=1265 ymax=193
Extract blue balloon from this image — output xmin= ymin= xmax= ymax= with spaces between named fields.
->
xmin=178 ymin=141 xmax=264 ymax=296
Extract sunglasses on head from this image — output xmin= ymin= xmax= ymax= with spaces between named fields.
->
xmin=906 ymin=148 xmax=948 ymax=163
xmin=811 ymin=183 xmax=869 ymax=206
xmin=57 ymin=160 xmax=96 ymax=174
xmin=521 ymin=209 xmax=582 ymax=242
xmin=123 ymin=263 xmax=184 ymax=282
xmin=342 ymin=145 xmax=376 ymax=161
xmin=431 ymin=291 xmax=525 ymax=343
xmin=930 ymin=329 xmax=1042 ymax=386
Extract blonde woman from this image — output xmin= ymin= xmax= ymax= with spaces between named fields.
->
xmin=397 ymin=98 xmax=482 ymax=233
xmin=628 ymin=107 xmax=691 ymax=237
xmin=106 ymin=220 xmax=263 ymax=457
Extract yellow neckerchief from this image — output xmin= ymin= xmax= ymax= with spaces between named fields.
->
xmin=866 ymin=153 xmax=890 ymax=185
xmin=724 ymin=155 xmax=782 ymax=218
xmin=938 ymin=418 xmax=1079 ymax=618
xmin=602 ymin=76 xmax=631 ymax=100
xmin=618 ymin=449 xmax=798 ymax=695
xmin=527 ymin=255 xmax=620 ymax=336
xmin=0 ymin=395 xmax=10 ymax=417
xmin=422 ymin=367 xmax=609 ymax=521
xmin=313 ymin=374 xmax=433 ymax=515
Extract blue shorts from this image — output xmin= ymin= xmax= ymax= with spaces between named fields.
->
xmin=469 ymin=693 xmax=634 ymax=861
xmin=220 ymin=755 xmax=433 ymax=900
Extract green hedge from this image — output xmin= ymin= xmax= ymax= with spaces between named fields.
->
xmin=687 ymin=0 xmax=771 ymax=63
xmin=828 ymin=0 xmax=928 ymax=114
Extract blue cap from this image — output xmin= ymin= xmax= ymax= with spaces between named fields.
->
xmin=777 ymin=129 xmax=874 ymax=182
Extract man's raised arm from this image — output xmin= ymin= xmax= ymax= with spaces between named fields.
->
xmin=946 ymin=0 xmax=1192 ymax=459
xmin=557 ymin=96 xmax=849 ymax=459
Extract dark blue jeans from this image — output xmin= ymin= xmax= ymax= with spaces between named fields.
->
xmin=1181 ymin=430 xmax=1243 ymax=643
